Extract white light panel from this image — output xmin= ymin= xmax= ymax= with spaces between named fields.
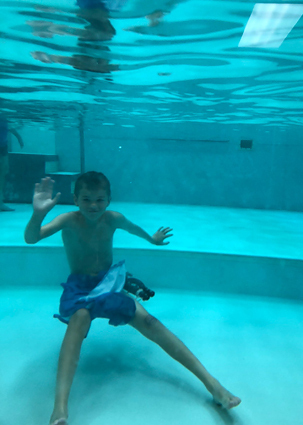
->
xmin=239 ymin=3 xmax=303 ymax=48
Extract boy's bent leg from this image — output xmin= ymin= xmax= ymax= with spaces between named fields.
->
xmin=129 ymin=301 xmax=241 ymax=409
xmin=50 ymin=309 xmax=91 ymax=425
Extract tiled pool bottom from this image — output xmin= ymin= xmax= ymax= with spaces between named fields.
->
xmin=1 ymin=202 xmax=303 ymax=424
xmin=1 ymin=287 xmax=302 ymax=425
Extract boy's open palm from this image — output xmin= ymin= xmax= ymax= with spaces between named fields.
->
xmin=33 ymin=177 xmax=61 ymax=214
xmin=152 ymin=227 xmax=173 ymax=245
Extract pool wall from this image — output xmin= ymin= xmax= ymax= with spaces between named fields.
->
xmin=9 ymin=121 xmax=303 ymax=211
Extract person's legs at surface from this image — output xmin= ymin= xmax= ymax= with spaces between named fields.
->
xmin=50 ymin=309 xmax=91 ymax=425
xmin=129 ymin=301 xmax=241 ymax=409
xmin=0 ymin=154 xmax=13 ymax=212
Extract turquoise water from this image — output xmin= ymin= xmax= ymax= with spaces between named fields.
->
xmin=1 ymin=1 xmax=303 ymax=425
xmin=0 ymin=0 xmax=303 ymax=127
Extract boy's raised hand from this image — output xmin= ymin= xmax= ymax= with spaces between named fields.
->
xmin=152 ymin=227 xmax=173 ymax=245
xmin=33 ymin=177 xmax=61 ymax=214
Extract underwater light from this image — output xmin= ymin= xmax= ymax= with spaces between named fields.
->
xmin=239 ymin=3 xmax=303 ymax=48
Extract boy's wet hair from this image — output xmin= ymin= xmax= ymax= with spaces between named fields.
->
xmin=74 ymin=171 xmax=111 ymax=199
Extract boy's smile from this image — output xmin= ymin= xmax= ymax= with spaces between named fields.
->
xmin=74 ymin=186 xmax=110 ymax=222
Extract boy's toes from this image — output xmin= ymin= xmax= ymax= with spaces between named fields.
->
xmin=51 ymin=419 xmax=68 ymax=425
xmin=213 ymin=395 xmax=241 ymax=410
xmin=229 ymin=397 xmax=241 ymax=408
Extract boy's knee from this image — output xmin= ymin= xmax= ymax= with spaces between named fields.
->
xmin=70 ymin=309 xmax=91 ymax=330
xmin=144 ymin=314 xmax=159 ymax=328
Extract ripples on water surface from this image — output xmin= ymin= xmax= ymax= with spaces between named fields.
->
xmin=0 ymin=0 xmax=303 ymax=128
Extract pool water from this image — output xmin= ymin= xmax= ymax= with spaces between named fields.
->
xmin=1 ymin=203 xmax=303 ymax=424
xmin=1 ymin=1 xmax=303 ymax=424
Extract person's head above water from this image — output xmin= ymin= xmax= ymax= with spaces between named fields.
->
xmin=74 ymin=171 xmax=111 ymax=199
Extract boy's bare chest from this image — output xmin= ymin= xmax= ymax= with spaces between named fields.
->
xmin=63 ymin=225 xmax=113 ymax=252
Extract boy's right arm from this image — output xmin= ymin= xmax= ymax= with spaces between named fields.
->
xmin=24 ymin=212 xmax=69 ymax=244
xmin=24 ymin=177 xmax=64 ymax=244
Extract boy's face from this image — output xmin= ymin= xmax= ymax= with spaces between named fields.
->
xmin=74 ymin=185 xmax=110 ymax=222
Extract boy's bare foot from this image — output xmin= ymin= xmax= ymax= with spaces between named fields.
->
xmin=0 ymin=204 xmax=15 ymax=211
xmin=50 ymin=408 xmax=68 ymax=425
xmin=210 ymin=380 xmax=241 ymax=409
xmin=50 ymin=419 xmax=68 ymax=425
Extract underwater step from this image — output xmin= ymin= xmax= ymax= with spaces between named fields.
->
xmin=45 ymin=158 xmax=59 ymax=174
xmin=4 ymin=153 xmax=80 ymax=204
xmin=0 ymin=245 xmax=302 ymax=301
xmin=48 ymin=172 xmax=81 ymax=204
xmin=5 ymin=153 xmax=59 ymax=203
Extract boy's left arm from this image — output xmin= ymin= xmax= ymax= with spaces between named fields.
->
xmin=112 ymin=212 xmax=173 ymax=245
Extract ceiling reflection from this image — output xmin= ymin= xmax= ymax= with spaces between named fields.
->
xmin=0 ymin=0 xmax=302 ymax=127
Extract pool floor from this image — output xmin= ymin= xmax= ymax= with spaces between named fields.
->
xmin=1 ymin=287 xmax=302 ymax=425
xmin=1 ymin=203 xmax=303 ymax=424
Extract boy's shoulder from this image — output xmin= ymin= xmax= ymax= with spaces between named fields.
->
xmin=57 ymin=210 xmax=80 ymax=227
xmin=103 ymin=210 xmax=122 ymax=220
xmin=104 ymin=210 xmax=122 ymax=217
xmin=102 ymin=210 xmax=124 ymax=226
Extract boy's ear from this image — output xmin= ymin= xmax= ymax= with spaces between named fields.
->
xmin=73 ymin=194 xmax=78 ymax=206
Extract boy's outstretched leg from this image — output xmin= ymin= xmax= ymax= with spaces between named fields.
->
xmin=129 ymin=301 xmax=241 ymax=409
xmin=50 ymin=309 xmax=91 ymax=425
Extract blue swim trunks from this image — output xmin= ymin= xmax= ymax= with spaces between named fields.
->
xmin=54 ymin=261 xmax=136 ymax=328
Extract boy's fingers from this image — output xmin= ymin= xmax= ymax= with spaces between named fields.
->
xmin=53 ymin=192 xmax=61 ymax=203
xmin=41 ymin=178 xmax=49 ymax=190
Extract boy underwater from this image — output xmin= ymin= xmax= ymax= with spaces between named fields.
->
xmin=24 ymin=172 xmax=241 ymax=425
